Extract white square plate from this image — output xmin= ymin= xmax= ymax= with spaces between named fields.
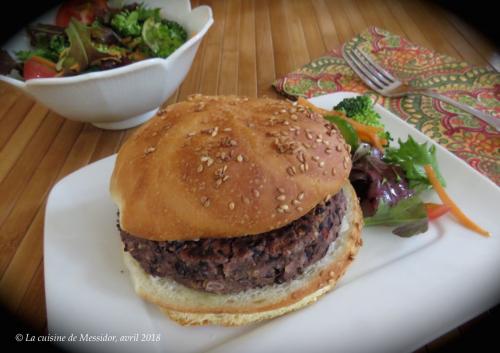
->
xmin=45 ymin=92 xmax=500 ymax=353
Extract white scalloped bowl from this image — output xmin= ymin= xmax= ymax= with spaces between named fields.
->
xmin=0 ymin=0 xmax=213 ymax=130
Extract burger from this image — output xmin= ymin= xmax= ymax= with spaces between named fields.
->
xmin=110 ymin=95 xmax=363 ymax=326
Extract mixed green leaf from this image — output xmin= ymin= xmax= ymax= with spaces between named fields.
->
xmin=384 ymin=136 xmax=446 ymax=191
xmin=364 ymin=196 xmax=429 ymax=237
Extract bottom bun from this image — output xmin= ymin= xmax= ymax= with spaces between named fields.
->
xmin=122 ymin=183 xmax=363 ymax=326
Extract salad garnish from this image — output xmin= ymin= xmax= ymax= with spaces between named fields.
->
xmin=299 ymin=95 xmax=490 ymax=237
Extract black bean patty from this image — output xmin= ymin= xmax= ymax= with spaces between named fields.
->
xmin=120 ymin=191 xmax=346 ymax=294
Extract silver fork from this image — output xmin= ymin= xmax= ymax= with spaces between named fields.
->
xmin=342 ymin=45 xmax=500 ymax=131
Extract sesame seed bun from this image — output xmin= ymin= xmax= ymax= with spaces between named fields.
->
xmin=110 ymin=95 xmax=352 ymax=241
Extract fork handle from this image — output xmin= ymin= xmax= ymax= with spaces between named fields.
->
xmin=416 ymin=90 xmax=500 ymax=131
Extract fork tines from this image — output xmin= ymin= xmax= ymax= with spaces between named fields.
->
xmin=342 ymin=45 xmax=399 ymax=93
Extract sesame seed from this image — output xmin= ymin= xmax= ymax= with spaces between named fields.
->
xmin=201 ymin=156 xmax=209 ymax=162
xmin=304 ymin=162 xmax=309 ymax=171
xmin=276 ymin=195 xmax=286 ymax=201
xmin=230 ymin=139 xmax=238 ymax=146
xmin=306 ymin=133 xmax=313 ymax=140
xmin=194 ymin=102 xmax=206 ymax=112
xmin=222 ymin=175 xmax=230 ymax=182
xmin=287 ymin=166 xmax=296 ymax=176
xmin=331 ymin=167 xmax=337 ymax=176
xmin=290 ymin=114 xmax=298 ymax=121
xmin=206 ymin=158 xmax=214 ymax=167
xmin=211 ymin=126 xmax=219 ymax=137
xmin=298 ymin=192 xmax=305 ymax=200
xmin=319 ymin=161 xmax=325 ymax=168
xmin=292 ymin=199 xmax=301 ymax=205
xmin=323 ymin=140 xmax=330 ymax=146
xmin=280 ymin=109 xmax=287 ymax=114
xmin=277 ymin=187 xmax=285 ymax=194
xmin=297 ymin=206 xmax=304 ymax=212
xmin=228 ymin=202 xmax=235 ymax=210
xmin=276 ymin=207 xmax=284 ymax=214
xmin=325 ymin=147 xmax=332 ymax=154
xmin=300 ymin=163 xmax=306 ymax=172
xmin=197 ymin=165 xmax=204 ymax=173
xmin=252 ymin=189 xmax=260 ymax=198
xmin=144 ymin=147 xmax=155 ymax=154
xmin=297 ymin=151 xmax=305 ymax=163
xmin=324 ymin=194 xmax=332 ymax=202
xmin=223 ymin=127 xmax=232 ymax=132
xmin=316 ymin=138 xmax=322 ymax=143
xmin=187 ymin=132 xmax=196 ymax=137
xmin=312 ymin=156 xmax=320 ymax=161
xmin=336 ymin=145 xmax=342 ymax=152
xmin=222 ymin=165 xmax=228 ymax=172
xmin=343 ymin=160 xmax=348 ymax=169
xmin=273 ymin=111 xmax=279 ymax=116
xmin=236 ymin=154 xmax=244 ymax=162
xmin=278 ymin=204 xmax=289 ymax=212
xmin=242 ymin=196 xmax=250 ymax=204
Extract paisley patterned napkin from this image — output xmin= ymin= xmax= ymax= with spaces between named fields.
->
xmin=273 ymin=27 xmax=500 ymax=185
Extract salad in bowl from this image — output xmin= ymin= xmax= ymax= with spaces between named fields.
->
xmin=0 ymin=0 xmax=213 ymax=129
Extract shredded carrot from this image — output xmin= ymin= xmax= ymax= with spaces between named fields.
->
xmin=423 ymin=164 xmax=491 ymax=237
xmin=356 ymin=130 xmax=384 ymax=151
xmin=371 ymin=133 xmax=385 ymax=152
xmin=297 ymin=97 xmax=386 ymax=150
xmin=424 ymin=203 xmax=450 ymax=220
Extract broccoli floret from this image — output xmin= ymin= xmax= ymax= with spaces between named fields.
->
xmin=49 ymin=35 xmax=67 ymax=57
xmin=136 ymin=5 xmax=162 ymax=22
xmin=110 ymin=4 xmax=163 ymax=38
xmin=334 ymin=95 xmax=383 ymax=128
xmin=334 ymin=95 xmax=392 ymax=143
xmin=111 ymin=10 xmax=142 ymax=37
xmin=141 ymin=18 xmax=187 ymax=58
xmin=110 ymin=4 xmax=187 ymax=58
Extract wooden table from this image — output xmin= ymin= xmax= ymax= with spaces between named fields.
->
xmin=0 ymin=0 xmax=498 ymax=351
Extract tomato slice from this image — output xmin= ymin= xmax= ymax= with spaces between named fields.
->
xmin=23 ymin=56 xmax=58 ymax=80
xmin=424 ymin=203 xmax=451 ymax=220
xmin=55 ymin=0 xmax=109 ymax=27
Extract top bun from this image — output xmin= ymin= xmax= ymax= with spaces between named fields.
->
xmin=110 ymin=95 xmax=351 ymax=241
